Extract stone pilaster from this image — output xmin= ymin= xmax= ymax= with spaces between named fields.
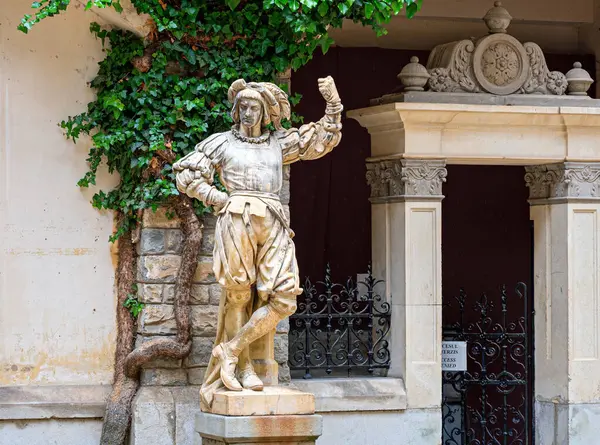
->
xmin=367 ymin=158 xmax=446 ymax=413
xmin=526 ymin=162 xmax=600 ymax=445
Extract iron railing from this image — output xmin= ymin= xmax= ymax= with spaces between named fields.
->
xmin=288 ymin=265 xmax=391 ymax=378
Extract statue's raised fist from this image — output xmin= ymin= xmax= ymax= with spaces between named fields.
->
xmin=317 ymin=76 xmax=340 ymax=104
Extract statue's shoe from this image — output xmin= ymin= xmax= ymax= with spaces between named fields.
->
xmin=212 ymin=344 xmax=243 ymax=391
xmin=238 ymin=365 xmax=264 ymax=391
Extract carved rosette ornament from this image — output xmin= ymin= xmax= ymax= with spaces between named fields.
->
xmin=525 ymin=163 xmax=600 ymax=200
xmin=422 ymin=2 xmax=571 ymax=96
xmin=474 ymin=34 xmax=529 ymax=95
xmin=366 ymin=159 xmax=447 ymax=201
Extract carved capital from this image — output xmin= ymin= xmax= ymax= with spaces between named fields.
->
xmin=525 ymin=163 xmax=600 ymax=200
xmin=366 ymin=159 xmax=447 ymax=201
xmin=524 ymin=166 xmax=550 ymax=199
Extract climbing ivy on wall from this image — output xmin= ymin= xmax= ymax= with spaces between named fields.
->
xmin=20 ymin=0 xmax=421 ymax=241
xmin=19 ymin=1 xmax=421 ymax=444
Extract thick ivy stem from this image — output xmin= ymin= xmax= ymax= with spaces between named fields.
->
xmin=100 ymin=217 xmax=138 ymax=445
xmin=123 ymin=194 xmax=201 ymax=377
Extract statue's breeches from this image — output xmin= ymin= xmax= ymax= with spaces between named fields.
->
xmin=213 ymin=203 xmax=301 ymax=316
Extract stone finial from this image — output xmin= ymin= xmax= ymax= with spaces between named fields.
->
xmin=397 ymin=56 xmax=430 ymax=92
xmin=566 ymin=62 xmax=594 ymax=96
xmin=483 ymin=1 xmax=512 ymax=34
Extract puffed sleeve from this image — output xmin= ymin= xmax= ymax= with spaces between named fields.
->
xmin=277 ymin=117 xmax=342 ymax=165
xmin=173 ymin=132 xmax=229 ymax=207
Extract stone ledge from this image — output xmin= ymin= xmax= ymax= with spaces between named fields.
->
xmin=371 ymin=91 xmax=600 ymax=108
xmin=291 ymin=377 xmax=407 ymax=413
xmin=0 ymin=385 xmax=111 ymax=420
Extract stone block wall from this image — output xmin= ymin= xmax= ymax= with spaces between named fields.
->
xmin=135 ymin=166 xmax=291 ymax=387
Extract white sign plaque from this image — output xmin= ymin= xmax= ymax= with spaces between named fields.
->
xmin=442 ymin=341 xmax=467 ymax=371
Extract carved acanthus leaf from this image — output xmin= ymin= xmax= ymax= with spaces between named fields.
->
xmin=520 ymin=42 xmax=567 ymax=95
xmin=400 ymin=160 xmax=448 ymax=196
xmin=366 ymin=159 xmax=447 ymax=199
xmin=428 ymin=40 xmax=480 ymax=93
xmin=526 ymin=163 xmax=600 ymax=199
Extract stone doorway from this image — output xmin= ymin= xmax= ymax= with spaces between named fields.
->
xmin=441 ymin=166 xmax=535 ymax=444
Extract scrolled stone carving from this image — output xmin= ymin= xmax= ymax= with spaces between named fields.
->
xmin=428 ymin=40 xmax=481 ymax=93
xmin=400 ymin=160 xmax=448 ymax=196
xmin=525 ymin=163 xmax=600 ymax=200
xmin=520 ymin=43 xmax=567 ymax=95
xmin=366 ymin=159 xmax=447 ymax=199
xmin=421 ymin=2 xmax=571 ymax=97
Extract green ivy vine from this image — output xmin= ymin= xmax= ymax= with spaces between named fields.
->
xmin=20 ymin=0 xmax=422 ymax=241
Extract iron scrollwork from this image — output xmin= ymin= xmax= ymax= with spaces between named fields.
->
xmin=288 ymin=265 xmax=391 ymax=378
xmin=442 ymin=283 xmax=532 ymax=445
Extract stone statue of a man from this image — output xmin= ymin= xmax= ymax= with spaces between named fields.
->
xmin=173 ymin=76 xmax=343 ymax=410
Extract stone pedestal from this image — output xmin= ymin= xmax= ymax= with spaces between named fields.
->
xmin=196 ymin=388 xmax=322 ymax=445
xmin=527 ymin=163 xmax=600 ymax=445
xmin=196 ymin=413 xmax=322 ymax=445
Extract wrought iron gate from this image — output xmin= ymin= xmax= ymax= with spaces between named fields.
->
xmin=442 ymin=283 xmax=533 ymax=445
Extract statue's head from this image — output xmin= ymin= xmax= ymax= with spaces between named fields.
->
xmin=231 ymin=88 xmax=268 ymax=131
xmin=228 ymin=79 xmax=291 ymax=131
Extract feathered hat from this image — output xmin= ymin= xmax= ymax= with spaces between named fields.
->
xmin=228 ymin=79 xmax=291 ymax=130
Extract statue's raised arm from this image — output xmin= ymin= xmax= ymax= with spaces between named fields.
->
xmin=278 ymin=76 xmax=343 ymax=164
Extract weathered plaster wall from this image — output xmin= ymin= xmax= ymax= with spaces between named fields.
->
xmin=0 ymin=1 xmax=118 ymax=386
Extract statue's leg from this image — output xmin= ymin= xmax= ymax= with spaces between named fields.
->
xmin=223 ymin=288 xmax=263 ymax=391
xmin=224 ymin=212 xmax=300 ymax=368
xmin=224 ymin=295 xmax=297 ymax=359
xmin=212 ymin=210 xmax=259 ymax=391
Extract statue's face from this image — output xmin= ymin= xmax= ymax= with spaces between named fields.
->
xmin=238 ymin=98 xmax=262 ymax=129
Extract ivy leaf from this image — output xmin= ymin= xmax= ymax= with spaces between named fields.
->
xmin=320 ymin=36 xmax=334 ymax=54
xmin=275 ymin=39 xmax=287 ymax=54
xmin=317 ymin=2 xmax=328 ymax=17
xmin=225 ymin=0 xmax=241 ymax=10
xmin=406 ymin=2 xmax=418 ymax=18
xmin=365 ymin=3 xmax=374 ymax=18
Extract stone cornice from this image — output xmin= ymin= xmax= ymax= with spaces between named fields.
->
xmin=525 ymin=162 xmax=600 ymax=201
xmin=366 ymin=159 xmax=447 ymax=201
xmin=348 ymin=103 xmax=600 ymax=164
